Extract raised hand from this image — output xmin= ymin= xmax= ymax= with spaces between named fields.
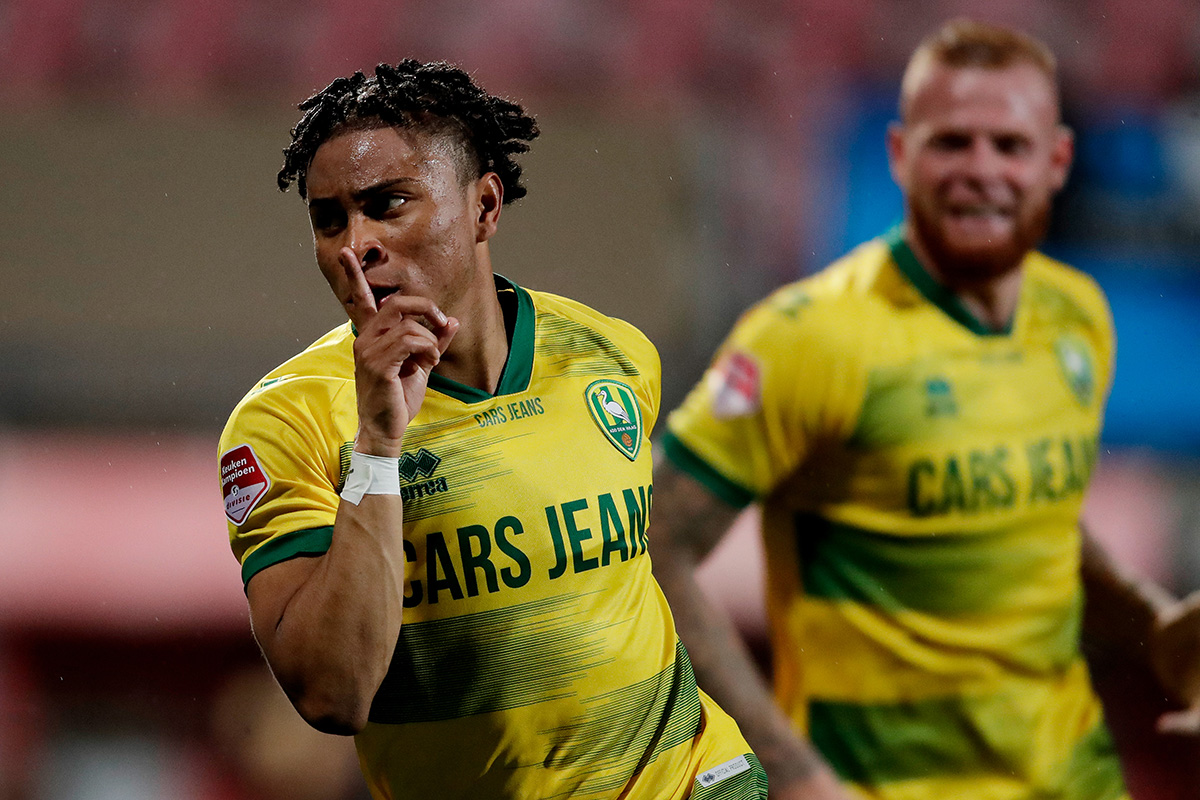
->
xmin=1152 ymin=590 xmax=1200 ymax=734
xmin=339 ymin=247 xmax=458 ymax=456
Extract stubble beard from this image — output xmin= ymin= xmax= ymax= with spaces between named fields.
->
xmin=908 ymin=192 xmax=1052 ymax=287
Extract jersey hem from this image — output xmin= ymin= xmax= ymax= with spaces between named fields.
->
xmin=660 ymin=432 xmax=754 ymax=508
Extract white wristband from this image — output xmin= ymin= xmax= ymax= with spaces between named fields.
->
xmin=340 ymin=451 xmax=402 ymax=505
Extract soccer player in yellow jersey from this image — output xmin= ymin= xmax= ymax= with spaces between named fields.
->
xmin=651 ymin=19 xmax=1200 ymax=800
xmin=218 ymin=61 xmax=767 ymax=799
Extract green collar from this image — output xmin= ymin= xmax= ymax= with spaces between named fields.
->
xmin=884 ymin=225 xmax=1012 ymax=337
xmin=425 ymin=274 xmax=535 ymax=403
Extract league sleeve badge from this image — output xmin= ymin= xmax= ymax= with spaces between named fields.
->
xmin=221 ymin=444 xmax=272 ymax=526
xmin=707 ymin=350 xmax=761 ymax=419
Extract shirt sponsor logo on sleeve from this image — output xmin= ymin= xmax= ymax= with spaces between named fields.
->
xmin=707 ymin=351 xmax=761 ymax=419
xmin=221 ymin=444 xmax=271 ymax=525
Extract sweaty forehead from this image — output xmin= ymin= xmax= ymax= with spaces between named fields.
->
xmin=905 ymin=63 xmax=1059 ymax=131
xmin=305 ymin=127 xmax=457 ymax=197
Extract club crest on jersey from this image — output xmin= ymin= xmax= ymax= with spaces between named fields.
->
xmin=585 ymin=379 xmax=643 ymax=461
xmin=1054 ymin=335 xmax=1094 ymax=405
xmin=707 ymin=350 xmax=761 ymax=419
xmin=221 ymin=444 xmax=271 ymax=526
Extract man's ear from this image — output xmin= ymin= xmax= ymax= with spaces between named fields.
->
xmin=475 ymin=173 xmax=504 ymax=243
xmin=885 ymin=121 xmax=908 ymax=191
xmin=1049 ymin=124 xmax=1075 ymax=192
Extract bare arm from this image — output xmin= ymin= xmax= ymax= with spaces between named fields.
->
xmin=247 ymin=248 xmax=458 ymax=735
xmin=651 ymin=460 xmax=849 ymax=799
xmin=1081 ymin=524 xmax=1200 ymax=733
xmin=1080 ymin=524 xmax=1172 ymax=657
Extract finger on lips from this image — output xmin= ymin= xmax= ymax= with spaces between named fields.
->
xmin=339 ymin=248 xmax=379 ymax=313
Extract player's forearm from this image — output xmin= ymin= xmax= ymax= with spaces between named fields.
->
xmin=658 ymin=559 xmax=833 ymax=788
xmin=1080 ymin=526 xmax=1174 ymax=660
xmin=261 ymin=494 xmax=407 ymax=734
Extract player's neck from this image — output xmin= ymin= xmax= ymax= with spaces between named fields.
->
xmin=434 ymin=265 xmax=510 ymax=395
xmin=950 ymin=270 xmax=1024 ymax=331
xmin=906 ymin=234 xmax=1025 ymax=332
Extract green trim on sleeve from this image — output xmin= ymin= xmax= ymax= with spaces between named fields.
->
xmin=660 ymin=431 xmax=755 ymax=509
xmin=241 ymin=526 xmax=334 ymax=588
xmin=884 ymin=226 xmax=1012 ymax=337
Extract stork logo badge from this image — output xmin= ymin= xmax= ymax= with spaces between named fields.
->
xmin=1054 ymin=335 xmax=1095 ymax=406
xmin=585 ymin=379 xmax=642 ymax=461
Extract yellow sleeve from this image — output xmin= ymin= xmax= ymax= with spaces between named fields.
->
xmin=630 ymin=325 xmax=662 ymax=434
xmin=1088 ymin=278 xmax=1117 ymax=404
xmin=218 ymin=376 xmax=350 ymax=586
xmin=663 ymin=288 xmax=871 ymax=506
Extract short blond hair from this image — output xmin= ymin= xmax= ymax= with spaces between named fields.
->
xmin=900 ymin=19 xmax=1059 ymax=119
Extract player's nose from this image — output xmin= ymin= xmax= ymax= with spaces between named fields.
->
xmin=961 ymin=136 xmax=1006 ymax=181
xmin=345 ymin=214 xmax=386 ymax=268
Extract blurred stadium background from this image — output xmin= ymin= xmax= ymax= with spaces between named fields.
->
xmin=1 ymin=0 xmax=1198 ymax=797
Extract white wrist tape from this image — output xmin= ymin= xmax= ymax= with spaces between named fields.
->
xmin=340 ymin=451 xmax=402 ymax=505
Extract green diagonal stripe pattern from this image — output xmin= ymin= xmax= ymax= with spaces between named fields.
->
xmin=538 ymin=641 xmax=705 ymax=799
xmin=370 ymin=594 xmax=617 ymax=724
xmin=795 ymin=514 xmax=1081 ymax=617
xmin=810 ymin=697 xmax=1125 ymax=798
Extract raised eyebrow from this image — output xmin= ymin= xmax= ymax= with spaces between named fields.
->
xmin=306 ymin=178 xmax=418 ymax=207
xmin=352 ymin=177 xmax=419 ymax=203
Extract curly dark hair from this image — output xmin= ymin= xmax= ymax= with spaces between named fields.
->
xmin=278 ymin=60 xmax=539 ymax=203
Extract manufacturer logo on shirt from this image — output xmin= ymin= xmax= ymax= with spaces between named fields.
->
xmin=707 ymin=350 xmax=761 ymax=419
xmin=1054 ymin=335 xmax=1094 ymax=406
xmin=398 ymin=447 xmax=448 ymax=502
xmin=585 ymin=379 xmax=643 ymax=461
xmin=924 ymin=377 xmax=957 ymax=417
xmin=399 ymin=448 xmax=441 ymax=481
xmin=220 ymin=444 xmax=271 ymax=525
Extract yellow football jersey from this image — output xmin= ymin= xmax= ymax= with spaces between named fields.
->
xmin=664 ymin=230 xmax=1128 ymax=800
xmin=220 ymin=276 xmax=766 ymax=800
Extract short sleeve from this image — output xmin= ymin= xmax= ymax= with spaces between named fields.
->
xmin=218 ymin=377 xmax=350 ymax=586
xmin=633 ymin=329 xmax=663 ymax=434
xmin=663 ymin=289 xmax=870 ymax=507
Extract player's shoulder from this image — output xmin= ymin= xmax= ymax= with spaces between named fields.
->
xmin=739 ymin=237 xmax=896 ymax=337
xmin=1025 ymin=251 xmax=1109 ymax=307
xmin=1023 ymin=251 xmax=1113 ymax=333
xmin=526 ymin=286 xmax=659 ymax=366
xmin=223 ymin=322 xmax=355 ymax=434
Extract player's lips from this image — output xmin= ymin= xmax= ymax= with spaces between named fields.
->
xmin=942 ymin=204 xmax=1016 ymax=226
xmin=947 ymin=205 xmax=1012 ymax=216
xmin=370 ymin=286 xmax=400 ymax=305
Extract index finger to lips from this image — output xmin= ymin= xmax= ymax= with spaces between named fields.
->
xmin=374 ymin=294 xmax=449 ymax=331
xmin=340 ymin=248 xmax=377 ymax=314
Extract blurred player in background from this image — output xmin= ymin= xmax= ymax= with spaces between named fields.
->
xmin=218 ymin=60 xmax=766 ymax=799
xmin=651 ymin=18 xmax=1200 ymax=800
